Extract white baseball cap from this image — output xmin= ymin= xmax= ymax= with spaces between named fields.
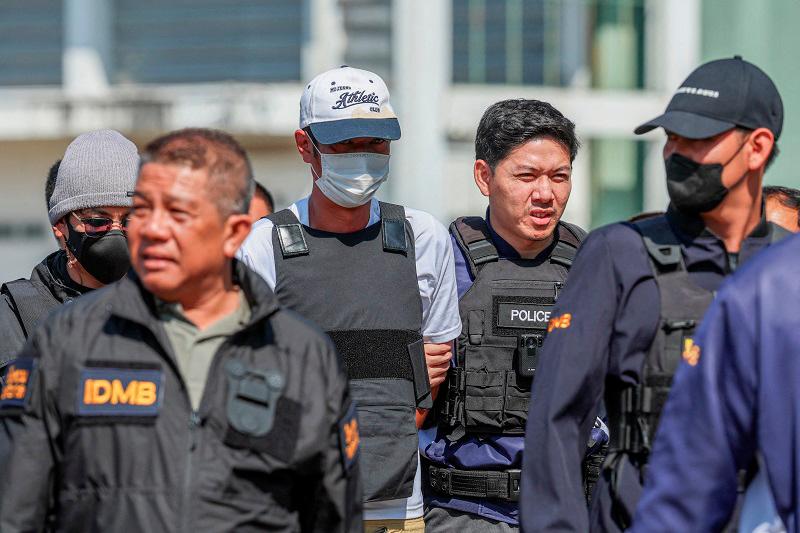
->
xmin=300 ymin=65 xmax=401 ymax=144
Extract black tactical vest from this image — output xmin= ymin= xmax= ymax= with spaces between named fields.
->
xmin=605 ymin=216 xmax=715 ymax=459
xmin=437 ymin=217 xmax=584 ymax=438
xmin=602 ymin=216 xmax=790 ymax=529
xmin=268 ymin=202 xmax=430 ymax=503
xmin=606 ymin=216 xmax=792 ymax=458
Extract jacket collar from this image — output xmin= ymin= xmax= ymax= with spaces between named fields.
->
xmin=109 ymin=259 xmax=281 ymax=329
xmin=30 ymin=250 xmax=85 ymax=303
xmin=665 ymin=202 xmax=770 ymax=243
xmin=485 ymin=207 xmax=562 ymax=261
xmin=485 ymin=209 xmax=520 ymax=259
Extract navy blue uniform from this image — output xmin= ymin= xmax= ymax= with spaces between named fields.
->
xmin=420 ymin=218 xmax=527 ymax=525
xmin=421 ymin=212 xmax=607 ymax=526
xmin=520 ymin=208 xmax=781 ymax=532
xmin=630 ymin=233 xmax=800 ymax=532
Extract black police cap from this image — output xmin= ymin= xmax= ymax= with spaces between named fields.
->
xmin=635 ymin=56 xmax=783 ymax=140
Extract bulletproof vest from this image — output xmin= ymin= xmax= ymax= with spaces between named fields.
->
xmin=268 ymin=202 xmax=429 ymax=503
xmin=606 ymin=217 xmax=790 ymax=458
xmin=437 ymin=217 xmax=584 ymax=438
xmin=1 ymin=279 xmax=61 ymax=339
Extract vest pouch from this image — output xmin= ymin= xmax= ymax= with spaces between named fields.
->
xmin=502 ymin=370 xmax=530 ymax=433
xmin=661 ymin=319 xmax=697 ymax=374
xmin=224 ymin=360 xmax=284 ymax=437
xmin=408 ymin=338 xmax=432 ymax=409
xmin=463 ymin=369 xmax=505 ymax=432
xmin=222 ymin=360 xmax=302 ymax=463
xmin=350 ymin=378 xmax=418 ymax=502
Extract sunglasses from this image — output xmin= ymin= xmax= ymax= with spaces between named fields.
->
xmin=70 ymin=212 xmax=129 ymax=237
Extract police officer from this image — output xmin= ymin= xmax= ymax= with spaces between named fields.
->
xmin=0 ymin=130 xmax=139 ymax=481
xmin=238 ymin=66 xmax=461 ymax=533
xmin=520 ymin=56 xmax=788 ymax=532
xmin=0 ymin=128 xmax=362 ymax=532
xmin=629 ymin=233 xmax=800 ymax=533
xmin=420 ymin=99 xmax=606 ymax=531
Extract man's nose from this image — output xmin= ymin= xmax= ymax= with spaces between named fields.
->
xmin=139 ymin=210 xmax=170 ymax=240
xmin=531 ymin=177 xmax=554 ymax=203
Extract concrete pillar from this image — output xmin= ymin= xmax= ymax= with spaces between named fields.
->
xmin=563 ymin=142 xmax=591 ymax=229
xmin=302 ymin=0 xmax=346 ymax=83
xmin=642 ymin=0 xmax=701 ymax=212
xmin=389 ymin=0 xmax=451 ymax=219
xmin=63 ymin=0 xmax=113 ymax=96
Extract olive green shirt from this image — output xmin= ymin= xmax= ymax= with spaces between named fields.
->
xmin=157 ymin=291 xmax=251 ymax=410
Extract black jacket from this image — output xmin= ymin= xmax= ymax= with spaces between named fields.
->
xmin=0 ymin=250 xmax=90 ymax=502
xmin=0 ymin=250 xmax=85 ymax=362
xmin=0 ymin=262 xmax=362 ymax=532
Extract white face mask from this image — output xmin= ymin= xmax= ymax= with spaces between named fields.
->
xmin=310 ymin=143 xmax=390 ymax=208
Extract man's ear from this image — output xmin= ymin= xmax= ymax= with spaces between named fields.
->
xmin=52 ymin=219 xmax=67 ymax=250
xmin=474 ymin=159 xmax=493 ymax=198
xmin=747 ymin=127 xmax=775 ymax=171
xmin=223 ymin=214 xmax=253 ymax=259
xmin=295 ymin=129 xmax=317 ymax=165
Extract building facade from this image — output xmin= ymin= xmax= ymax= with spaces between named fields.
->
xmin=1 ymin=0 xmax=793 ymax=282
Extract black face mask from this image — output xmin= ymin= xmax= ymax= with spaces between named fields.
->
xmin=665 ymin=139 xmax=748 ymax=214
xmin=65 ymin=220 xmax=131 ymax=285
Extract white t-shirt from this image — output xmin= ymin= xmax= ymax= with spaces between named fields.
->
xmin=237 ymin=196 xmax=461 ymax=520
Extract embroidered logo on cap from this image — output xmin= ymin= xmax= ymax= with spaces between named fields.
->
xmin=76 ymin=367 xmax=164 ymax=416
xmin=0 ymin=358 xmax=36 ymax=410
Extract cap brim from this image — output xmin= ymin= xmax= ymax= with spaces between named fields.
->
xmin=308 ymin=118 xmax=401 ymax=144
xmin=634 ymin=110 xmax=735 ymax=140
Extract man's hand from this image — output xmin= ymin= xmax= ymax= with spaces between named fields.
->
xmin=424 ymin=341 xmax=453 ymax=390
xmin=417 ymin=341 xmax=454 ymax=428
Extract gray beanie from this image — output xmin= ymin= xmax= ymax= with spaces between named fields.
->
xmin=48 ymin=129 xmax=140 ymax=224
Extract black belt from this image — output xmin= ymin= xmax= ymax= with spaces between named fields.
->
xmin=426 ymin=464 xmax=521 ymax=502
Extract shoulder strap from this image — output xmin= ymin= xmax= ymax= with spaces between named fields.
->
xmin=378 ymin=202 xmax=408 ymax=254
xmin=267 ymin=209 xmax=308 ymax=258
xmin=449 ymin=216 xmax=499 ymax=278
xmin=631 ymin=216 xmax=685 ymax=273
xmin=768 ymin=222 xmax=792 ymax=244
xmin=1 ymin=279 xmax=61 ymax=338
xmin=550 ymin=221 xmax=587 ymax=269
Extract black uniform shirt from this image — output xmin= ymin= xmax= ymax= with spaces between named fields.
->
xmin=520 ymin=206 xmax=777 ymax=532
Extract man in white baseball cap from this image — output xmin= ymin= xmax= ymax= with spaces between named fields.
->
xmin=238 ymin=66 xmax=461 ymax=532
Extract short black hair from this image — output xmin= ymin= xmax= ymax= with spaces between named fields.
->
xmin=254 ymin=182 xmax=274 ymax=212
xmin=764 ymin=185 xmax=800 ymax=210
xmin=45 ymin=159 xmax=61 ymax=210
xmin=143 ymin=128 xmax=254 ymax=217
xmin=475 ymin=99 xmax=580 ymax=169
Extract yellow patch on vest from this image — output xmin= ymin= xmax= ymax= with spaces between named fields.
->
xmin=682 ymin=338 xmax=701 ymax=366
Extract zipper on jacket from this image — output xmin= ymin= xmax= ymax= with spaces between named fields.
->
xmin=181 ymin=409 xmax=201 ymax=533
